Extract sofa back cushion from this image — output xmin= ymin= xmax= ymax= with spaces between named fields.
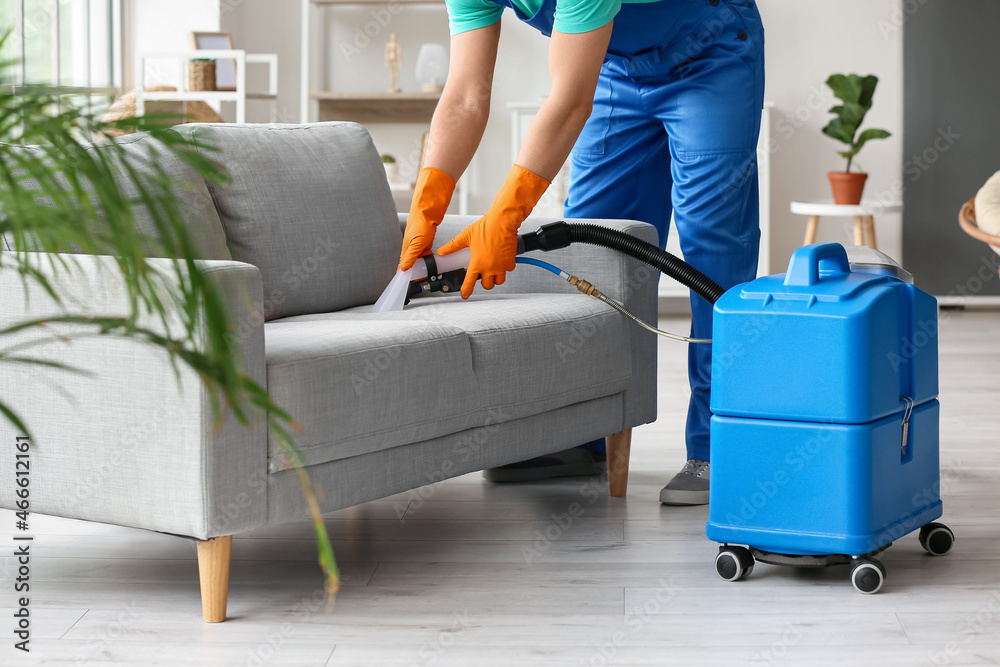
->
xmin=1 ymin=132 xmax=231 ymax=260
xmin=176 ymin=122 xmax=401 ymax=320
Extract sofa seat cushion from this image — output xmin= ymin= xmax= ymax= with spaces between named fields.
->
xmin=374 ymin=294 xmax=633 ymax=421
xmin=264 ymin=318 xmax=482 ymax=472
xmin=267 ymin=293 xmax=631 ymax=470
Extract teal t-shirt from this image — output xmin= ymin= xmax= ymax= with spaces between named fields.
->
xmin=446 ymin=0 xmax=661 ymax=35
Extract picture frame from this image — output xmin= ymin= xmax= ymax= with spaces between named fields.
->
xmin=189 ymin=31 xmax=236 ymax=91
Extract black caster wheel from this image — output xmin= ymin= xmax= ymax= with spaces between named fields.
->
xmin=716 ymin=545 xmax=754 ymax=582
xmin=851 ymin=557 xmax=886 ymax=594
xmin=919 ymin=523 xmax=955 ymax=556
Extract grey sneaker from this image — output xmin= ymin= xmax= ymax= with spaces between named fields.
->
xmin=659 ymin=459 xmax=710 ymax=505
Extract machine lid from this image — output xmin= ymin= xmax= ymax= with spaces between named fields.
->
xmin=736 ymin=243 xmax=900 ymax=305
xmin=845 ymin=245 xmax=914 ymax=284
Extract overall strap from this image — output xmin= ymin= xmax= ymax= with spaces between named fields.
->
xmin=487 ymin=0 xmax=557 ymax=37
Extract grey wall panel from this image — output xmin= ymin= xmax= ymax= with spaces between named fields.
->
xmin=904 ymin=0 xmax=1000 ymax=297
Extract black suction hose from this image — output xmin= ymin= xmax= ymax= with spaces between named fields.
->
xmin=518 ymin=221 xmax=726 ymax=304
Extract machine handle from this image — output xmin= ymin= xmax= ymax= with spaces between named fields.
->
xmin=783 ymin=243 xmax=851 ymax=287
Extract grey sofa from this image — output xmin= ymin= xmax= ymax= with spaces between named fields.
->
xmin=0 ymin=122 xmax=658 ymax=622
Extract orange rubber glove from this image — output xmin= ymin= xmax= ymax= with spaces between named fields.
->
xmin=399 ymin=167 xmax=456 ymax=271
xmin=437 ymin=164 xmax=550 ymax=299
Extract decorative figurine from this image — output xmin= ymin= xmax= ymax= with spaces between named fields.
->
xmin=385 ymin=33 xmax=402 ymax=94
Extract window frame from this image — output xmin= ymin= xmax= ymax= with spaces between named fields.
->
xmin=9 ymin=0 xmax=122 ymax=95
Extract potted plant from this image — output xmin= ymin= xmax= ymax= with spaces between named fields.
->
xmin=381 ymin=153 xmax=398 ymax=183
xmin=822 ymin=73 xmax=891 ymax=205
xmin=0 ymin=34 xmax=338 ymax=598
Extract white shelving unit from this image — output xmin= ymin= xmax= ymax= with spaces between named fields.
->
xmin=299 ymin=0 xmax=470 ymax=215
xmin=136 ymin=50 xmax=279 ymax=124
xmin=299 ymin=0 xmax=446 ymax=125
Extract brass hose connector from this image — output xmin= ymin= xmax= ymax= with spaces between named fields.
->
xmin=568 ymin=275 xmax=602 ymax=299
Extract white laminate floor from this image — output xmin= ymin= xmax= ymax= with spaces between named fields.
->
xmin=2 ymin=311 xmax=1000 ymax=666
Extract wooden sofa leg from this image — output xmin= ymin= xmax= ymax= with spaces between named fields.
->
xmin=606 ymin=428 xmax=632 ymax=497
xmin=197 ymin=535 xmax=232 ymax=623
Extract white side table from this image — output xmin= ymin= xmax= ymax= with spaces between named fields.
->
xmin=790 ymin=200 xmax=902 ymax=249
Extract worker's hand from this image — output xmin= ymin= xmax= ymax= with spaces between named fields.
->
xmin=399 ymin=167 xmax=456 ymax=271
xmin=438 ymin=164 xmax=550 ymax=299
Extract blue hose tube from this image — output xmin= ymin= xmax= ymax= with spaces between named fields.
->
xmin=514 ymin=257 xmax=564 ymax=276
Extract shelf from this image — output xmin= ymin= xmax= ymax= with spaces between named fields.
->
xmin=311 ymin=92 xmax=440 ymax=124
xmin=140 ymin=91 xmax=241 ymax=102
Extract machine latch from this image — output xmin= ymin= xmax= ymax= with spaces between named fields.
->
xmin=900 ymin=397 xmax=914 ymax=454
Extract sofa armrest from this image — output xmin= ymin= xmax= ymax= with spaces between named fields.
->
xmin=431 ymin=215 xmax=659 ymax=303
xmin=433 ymin=215 xmax=660 ymax=429
xmin=0 ymin=253 xmax=267 ymax=539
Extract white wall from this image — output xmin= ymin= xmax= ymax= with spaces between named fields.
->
xmin=219 ymin=0 xmax=906 ymax=268
xmin=759 ymin=0 xmax=904 ymax=269
xmin=221 ymin=1 xmax=547 ymax=214
xmin=124 ymin=0 xmax=221 ymax=90
xmin=219 ymin=0 xmax=301 ymax=124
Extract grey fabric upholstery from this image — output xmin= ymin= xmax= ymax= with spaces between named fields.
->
xmin=266 ymin=293 xmax=631 ymax=471
xmin=432 ymin=215 xmax=659 ymax=429
xmin=267 ymin=394 xmax=624 ymax=524
xmin=355 ymin=293 xmax=631 ymax=421
xmin=1 ymin=133 xmax=232 ymax=260
xmin=176 ymin=123 xmax=401 ymax=320
xmin=1 ymin=123 xmax=659 ymax=547
xmin=0 ymin=254 xmax=267 ymax=540
xmin=264 ymin=317 xmax=482 ymax=472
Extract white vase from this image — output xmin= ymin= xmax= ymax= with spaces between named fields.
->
xmin=415 ymin=44 xmax=448 ymax=94
xmin=383 ymin=162 xmax=398 ymax=183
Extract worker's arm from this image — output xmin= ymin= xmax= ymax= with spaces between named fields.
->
xmin=425 ymin=23 xmax=500 ymax=178
xmin=438 ymin=23 xmax=614 ymax=297
xmin=517 ymin=23 xmax=613 ymax=180
xmin=398 ymin=24 xmax=500 ymax=270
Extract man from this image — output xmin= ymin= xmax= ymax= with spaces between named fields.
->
xmin=398 ymin=0 xmax=764 ymax=505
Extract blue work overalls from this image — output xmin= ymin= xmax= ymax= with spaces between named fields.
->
xmin=492 ymin=0 xmax=765 ymax=462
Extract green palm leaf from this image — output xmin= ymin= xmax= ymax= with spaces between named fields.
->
xmin=0 ymin=31 xmax=338 ymax=600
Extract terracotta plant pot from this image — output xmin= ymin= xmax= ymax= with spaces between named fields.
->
xmin=828 ymin=171 xmax=868 ymax=205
